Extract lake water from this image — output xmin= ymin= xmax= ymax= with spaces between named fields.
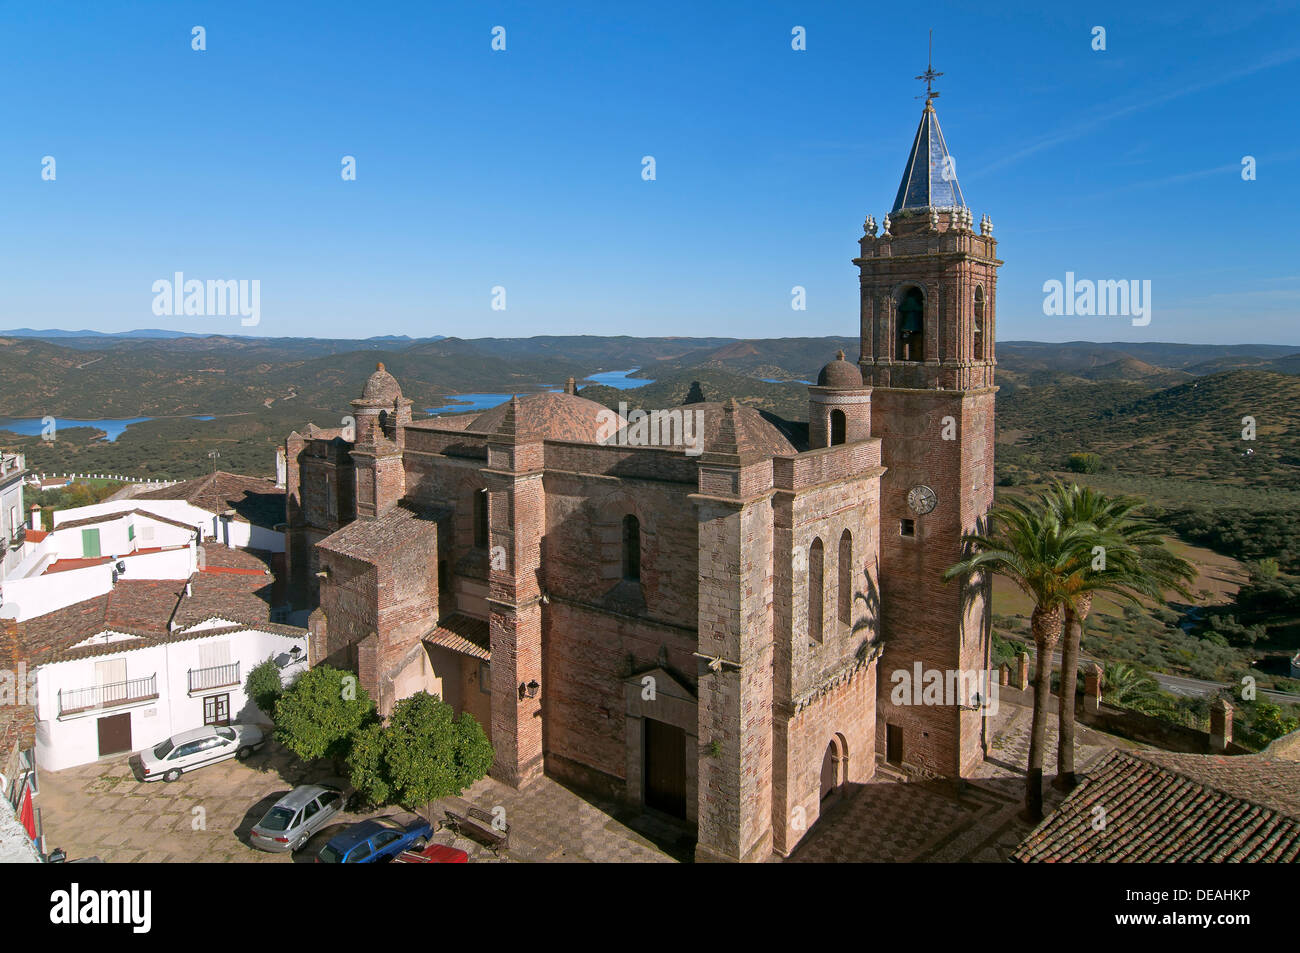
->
xmin=425 ymin=368 xmax=653 ymax=415
xmin=0 ymin=416 xmax=215 ymax=443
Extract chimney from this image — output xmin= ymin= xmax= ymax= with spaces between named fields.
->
xmin=564 ymin=377 xmax=578 ymax=396
xmin=29 ymin=505 xmax=40 ymax=530
xmin=275 ymin=446 xmax=287 ymax=488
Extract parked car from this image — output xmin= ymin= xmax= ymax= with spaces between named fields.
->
xmin=394 ymin=842 xmax=469 ymax=864
xmin=250 ymin=785 xmax=345 ymax=853
xmin=315 ymin=815 xmax=434 ymax=864
xmin=135 ymin=725 xmax=265 ymax=782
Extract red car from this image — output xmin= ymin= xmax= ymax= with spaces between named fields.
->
xmin=394 ymin=843 xmax=469 ymax=864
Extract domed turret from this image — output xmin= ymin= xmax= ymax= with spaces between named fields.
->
xmin=361 ymin=362 xmax=403 ymax=403
xmin=808 ymin=350 xmax=870 ymax=449
xmin=816 ymin=350 xmax=864 ymax=389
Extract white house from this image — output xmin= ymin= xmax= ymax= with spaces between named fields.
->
xmin=0 ymin=509 xmax=199 ymax=622
xmin=105 ymin=471 xmax=286 ymax=553
xmin=0 ymin=452 xmax=28 ymax=584
xmin=33 ymin=620 xmax=308 ymax=771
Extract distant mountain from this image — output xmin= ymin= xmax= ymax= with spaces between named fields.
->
xmin=0 ymin=327 xmax=211 ymax=339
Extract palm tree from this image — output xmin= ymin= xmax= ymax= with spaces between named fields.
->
xmin=945 ymin=494 xmax=1097 ymax=822
xmin=1044 ymin=483 xmax=1195 ymax=790
xmin=1101 ymin=661 xmax=1163 ymax=709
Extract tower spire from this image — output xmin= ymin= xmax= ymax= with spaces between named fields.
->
xmin=915 ymin=29 xmax=942 ymax=105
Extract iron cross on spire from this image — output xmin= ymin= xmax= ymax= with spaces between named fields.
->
xmin=915 ymin=29 xmax=942 ymax=103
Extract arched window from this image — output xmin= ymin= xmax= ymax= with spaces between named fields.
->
xmin=973 ymin=286 xmax=985 ymax=360
xmin=808 ymin=537 xmax=824 ymax=643
xmin=622 ymin=514 xmax=641 ymax=581
xmin=830 ymin=409 xmax=846 ymax=446
xmin=473 ymin=489 xmax=488 ymax=549
xmin=897 ymin=287 xmax=925 ymax=362
xmin=838 ymin=530 xmax=852 ymax=627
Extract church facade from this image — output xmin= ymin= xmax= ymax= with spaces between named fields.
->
xmin=283 ymin=95 xmax=1001 ymax=863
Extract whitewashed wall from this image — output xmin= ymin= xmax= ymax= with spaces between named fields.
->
xmin=35 ymin=627 xmax=308 ymax=772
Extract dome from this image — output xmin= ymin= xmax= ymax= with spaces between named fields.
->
xmin=816 ymin=350 xmax=863 ymax=389
xmin=612 ymin=400 xmax=798 ymax=461
xmin=361 ymin=362 xmax=403 ymax=402
xmin=469 ymin=392 xmax=624 ymax=443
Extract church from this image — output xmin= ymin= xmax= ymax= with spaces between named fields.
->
xmin=283 ymin=90 xmax=1001 ymax=863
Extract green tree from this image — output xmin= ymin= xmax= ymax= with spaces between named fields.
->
xmin=1067 ymin=452 xmax=1101 ymax=474
xmin=347 ymin=692 xmax=494 ymax=810
xmin=244 ymin=657 xmax=284 ymax=718
xmin=946 ymin=494 xmax=1096 ymax=822
xmin=346 ymin=722 xmax=390 ymax=807
xmin=273 ymin=665 xmax=376 ymax=768
xmin=1043 ymin=483 xmax=1194 ymax=789
xmin=1246 ymin=701 xmax=1300 ymax=745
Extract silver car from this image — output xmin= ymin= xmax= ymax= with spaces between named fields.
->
xmin=136 ymin=724 xmax=265 ymax=782
xmin=250 ymin=785 xmax=345 ymax=852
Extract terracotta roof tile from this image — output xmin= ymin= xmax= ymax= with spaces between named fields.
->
xmin=136 ymin=471 xmax=285 ymax=527
xmin=423 ymin=614 xmax=490 ymax=660
xmin=317 ymin=504 xmax=442 ymax=562
xmin=1013 ymin=748 xmax=1300 ymax=863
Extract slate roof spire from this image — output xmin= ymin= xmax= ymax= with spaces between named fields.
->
xmin=891 ymin=99 xmax=966 ymax=213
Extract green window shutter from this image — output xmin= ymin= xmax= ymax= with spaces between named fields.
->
xmin=128 ymin=524 xmax=135 ymax=541
xmin=82 ymin=528 xmax=101 ymax=558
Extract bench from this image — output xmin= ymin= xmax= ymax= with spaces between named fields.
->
xmin=444 ymin=806 xmax=509 ymax=854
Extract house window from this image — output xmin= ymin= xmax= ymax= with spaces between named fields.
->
xmin=479 ymin=661 xmax=491 ymax=695
xmin=473 ymin=490 xmax=488 ymax=549
xmin=900 ymin=519 xmax=916 ymax=537
xmin=808 ymin=537 xmax=824 ymax=643
xmin=622 ymin=514 xmax=641 ymax=581
xmin=838 ymin=530 xmax=852 ymax=627
xmin=897 ymin=287 xmax=925 ymax=362
xmin=203 ymin=694 xmax=230 ymax=726
xmin=324 ymin=471 xmax=337 ymax=519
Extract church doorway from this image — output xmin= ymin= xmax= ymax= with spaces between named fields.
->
xmin=820 ymin=741 xmax=838 ymax=801
xmin=644 ymin=718 xmax=687 ymax=818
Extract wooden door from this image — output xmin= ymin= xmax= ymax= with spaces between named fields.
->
xmin=644 ymin=719 xmax=686 ymax=818
xmin=97 ymin=713 xmax=132 ymax=757
xmin=886 ymin=723 xmax=903 ymax=765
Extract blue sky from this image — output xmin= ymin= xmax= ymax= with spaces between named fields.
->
xmin=2 ymin=1 xmax=1298 ymax=344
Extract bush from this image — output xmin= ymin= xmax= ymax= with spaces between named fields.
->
xmin=347 ymin=692 xmax=494 ymax=810
xmin=245 ymin=657 xmax=284 ymax=718
xmin=273 ymin=665 xmax=376 ymax=766
xmin=1067 ymin=452 xmax=1102 ymax=474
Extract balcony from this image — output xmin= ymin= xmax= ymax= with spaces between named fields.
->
xmin=58 ymin=674 xmax=158 ymax=717
xmin=187 ymin=662 xmax=240 ymax=694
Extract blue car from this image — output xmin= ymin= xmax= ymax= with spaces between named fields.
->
xmin=315 ymin=815 xmax=433 ymax=864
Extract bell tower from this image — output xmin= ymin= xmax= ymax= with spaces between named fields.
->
xmin=857 ymin=77 xmax=1001 ymax=778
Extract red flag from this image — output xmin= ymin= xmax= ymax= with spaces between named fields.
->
xmin=18 ymin=785 xmax=35 ymax=840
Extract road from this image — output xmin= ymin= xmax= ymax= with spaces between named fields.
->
xmin=1009 ymin=640 xmax=1298 ymax=705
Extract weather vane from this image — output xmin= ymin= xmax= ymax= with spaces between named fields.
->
xmin=915 ymin=29 xmax=942 ymax=103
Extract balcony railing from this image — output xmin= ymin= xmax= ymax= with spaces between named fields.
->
xmin=58 ymin=674 xmax=157 ymax=717
xmin=188 ymin=662 xmax=240 ymax=694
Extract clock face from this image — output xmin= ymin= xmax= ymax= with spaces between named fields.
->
xmin=907 ymin=484 xmax=937 ymax=515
